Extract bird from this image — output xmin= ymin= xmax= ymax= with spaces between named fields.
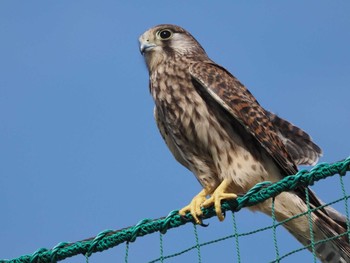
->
xmin=139 ymin=24 xmax=350 ymax=262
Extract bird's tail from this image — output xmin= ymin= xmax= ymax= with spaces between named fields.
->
xmin=284 ymin=191 xmax=349 ymax=262
xmin=311 ymin=200 xmax=350 ymax=263
xmin=255 ymin=189 xmax=350 ymax=263
xmin=293 ymin=207 xmax=349 ymax=263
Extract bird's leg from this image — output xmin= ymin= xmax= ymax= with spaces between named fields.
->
xmin=201 ymin=179 xmax=237 ymax=221
xmin=179 ymin=187 xmax=213 ymax=224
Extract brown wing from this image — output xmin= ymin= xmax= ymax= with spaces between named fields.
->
xmin=190 ymin=62 xmax=350 ymax=260
xmin=189 ymin=62 xmax=297 ymax=176
xmin=266 ymin=111 xmax=322 ymax=166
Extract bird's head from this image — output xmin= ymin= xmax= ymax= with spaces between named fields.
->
xmin=139 ymin=24 xmax=207 ymax=71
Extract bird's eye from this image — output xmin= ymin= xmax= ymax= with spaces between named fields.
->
xmin=158 ymin=29 xmax=172 ymax=40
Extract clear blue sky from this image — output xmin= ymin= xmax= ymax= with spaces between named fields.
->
xmin=1 ymin=1 xmax=349 ymax=262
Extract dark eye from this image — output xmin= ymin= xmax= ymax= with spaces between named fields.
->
xmin=159 ymin=29 xmax=172 ymax=40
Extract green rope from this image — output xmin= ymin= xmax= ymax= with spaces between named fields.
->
xmin=271 ymin=198 xmax=280 ymax=262
xmin=159 ymin=233 xmax=164 ymax=263
xmin=1 ymin=158 xmax=349 ymax=263
xmin=231 ymin=212 xmax=241 ymax=263
xmin=305 ymin=187 xmax=317 ymax=262
xmin=339 ymin=175 xmax=350 ymax=242
xmin=193 ymin=224 xmax=202 ymax=263
xmin=149 ymin=196 xmax=350 ymax=263
xmin=273 ymin=229 xmax=350 ymax=262
xmin=124 ymin=242 xmax=129 ymax=263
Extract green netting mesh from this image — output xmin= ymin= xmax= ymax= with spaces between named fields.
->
xmin=1 ymin=158 xmax=349 ymax=263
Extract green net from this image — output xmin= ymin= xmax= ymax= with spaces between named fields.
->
xmin=1 ymin=158 xmax=349 ymax=263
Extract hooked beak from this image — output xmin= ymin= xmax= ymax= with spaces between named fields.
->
xmin=139 ymin=42 xmax=156 ymax=55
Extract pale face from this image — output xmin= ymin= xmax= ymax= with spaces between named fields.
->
xmin=139 ymin=24 xmax=207 ymax=71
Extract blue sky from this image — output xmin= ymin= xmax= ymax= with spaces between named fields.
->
xmin=1 ymin=1 xmax=349 ymax=262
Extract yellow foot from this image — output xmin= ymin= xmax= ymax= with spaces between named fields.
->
xmin=202 ymin=179 xmax=237 ymax=221
xmin=179 ymin=188 xmax=212 ymax=224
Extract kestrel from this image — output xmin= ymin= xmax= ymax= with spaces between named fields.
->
xmin=139 ymin=24 xmax=350 ymax=262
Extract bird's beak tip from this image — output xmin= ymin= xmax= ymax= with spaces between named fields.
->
xmin=139 ymin=44 xmax=146 ymax=55
xmin=139 ymin=43 xmax=156 ymax=55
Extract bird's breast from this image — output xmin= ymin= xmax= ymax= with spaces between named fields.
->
xmin=150 ymin=64 xmax=242 ymax=175
xmin=149 ymin=63 xmax=281 ymax=190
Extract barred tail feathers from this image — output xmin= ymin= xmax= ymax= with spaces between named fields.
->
xmin=252 ymin=189 xmax=350 ymax=263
